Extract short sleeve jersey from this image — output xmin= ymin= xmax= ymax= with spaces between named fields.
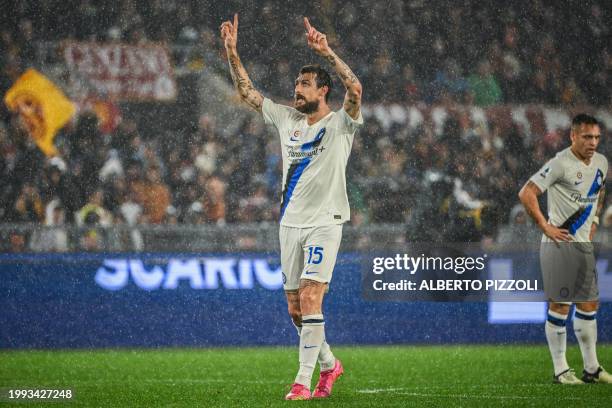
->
xmin=530 ymin=147 xmax=608 ymax=242
xmin=262 ymin=98 xmax=363 ymax=227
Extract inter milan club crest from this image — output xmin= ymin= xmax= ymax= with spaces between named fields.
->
xmin=290 ymin=130 xmax=302 ymax=142
xmin=577 ymin=171 xmax=582 ymax=179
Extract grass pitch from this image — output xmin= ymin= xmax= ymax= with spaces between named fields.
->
xmin=2 ymin=345 xmax=612 ymax=407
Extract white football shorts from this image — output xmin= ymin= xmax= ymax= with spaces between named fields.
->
xmin=279 ymin=224 xmax=343 ymax=291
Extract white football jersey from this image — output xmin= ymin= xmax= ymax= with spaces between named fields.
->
xmin=262 ymin=98 xmax=363 ymax=227
xmin=530 ymin=147 xmax=607 ymax=242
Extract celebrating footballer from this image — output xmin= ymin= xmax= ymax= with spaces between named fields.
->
xmin=221 ymin=14 xmax=363 ymax=399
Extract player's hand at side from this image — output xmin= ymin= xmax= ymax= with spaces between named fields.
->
xmin=589 ymin=223 xmax=597 ymax=241
xmin=304 ymin=17 xmax=331 ymax=56
xmin=541 ymin=223 xmax=572 ymax=243
xmin=220 ymin=13 xmax=238 ymax=50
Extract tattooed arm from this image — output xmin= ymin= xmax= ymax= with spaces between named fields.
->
xmin=220 ymin=14 xmax=263 ymax=112
xmin=518 ymin=181 xmax=571 ymax=242
xmin=303 ymin=17 xmax=362 ymax=119
xmin=590 ymin=186 xmax=606 ymax=240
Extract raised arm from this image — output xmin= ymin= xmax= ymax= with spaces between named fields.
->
xmin=518 ymin=181 xmax=570 ymax=242
xmin=220 ymin=14 xmax=263 ymax=112
xmin=303 ymin=17 xmax=362 ymax=119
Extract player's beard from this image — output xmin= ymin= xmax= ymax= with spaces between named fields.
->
xmin=295 ymin=98 xmax=319 ymax=114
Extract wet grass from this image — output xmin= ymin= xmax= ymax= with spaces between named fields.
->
xmin=1 ymin=345 xmax=612 ymax=407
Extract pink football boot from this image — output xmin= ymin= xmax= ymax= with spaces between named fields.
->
xmin=285 ymin=383 xmax=311 ymax=400
xmin=313 ymin=359 xmax=344 ymax=398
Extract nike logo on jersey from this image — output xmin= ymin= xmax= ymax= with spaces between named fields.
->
xmin=304 ymin=345 xmax=318 ymax=349
xmin=540 ymin=167 xmax=550 ymax=178
xmin=290 ymin=136 xmax=299 ymax=142
xmin=304 ymin=271 xmax=318 ymax=275
xmin=574 ymin=181 xmax=584 ymax=185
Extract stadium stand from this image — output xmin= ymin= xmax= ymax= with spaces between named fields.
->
xmin=0 ymin=0 xmax=610 ymax=252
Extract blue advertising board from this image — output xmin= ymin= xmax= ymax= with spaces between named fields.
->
xmin=1 ymin=252 xmax=611 ymax=348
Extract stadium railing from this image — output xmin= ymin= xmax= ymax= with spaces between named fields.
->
xmin=0 ymin=223 xmax=610 ymax=253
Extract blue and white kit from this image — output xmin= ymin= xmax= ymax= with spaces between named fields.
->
xmin=262 ymin=97 xmax=363 ymax=290
xmin=530 ymin=147 xmax=607 ymax=243
xmin=530 ymin=147 xmax=607 ymax=302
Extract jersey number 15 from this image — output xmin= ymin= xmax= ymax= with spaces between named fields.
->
xmin=306 ymin=246 xmax=324 ymax=265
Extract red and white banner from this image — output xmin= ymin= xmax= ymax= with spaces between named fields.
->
xmin=63 ymin=42 xmax=177 ymax=102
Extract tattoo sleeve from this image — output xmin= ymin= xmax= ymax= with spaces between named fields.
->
xmin=596 ymin=186 xmax=606 ymax=216
xmin=226 ymin=50 xmax=263 ymax=112
xmin=324 ymin=51 xmax=362 ymax=119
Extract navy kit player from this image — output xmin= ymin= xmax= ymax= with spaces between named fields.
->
xmin=220 ymin=14 xmax=363 ymax=399
xmin=519 ymin=114 xmax=611 ymax=384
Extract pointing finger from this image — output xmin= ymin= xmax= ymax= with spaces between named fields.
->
xmin=304 ymin=17 xmax=312 ymax=32
xmin=233 ymin=13 xmax=239 ymax=33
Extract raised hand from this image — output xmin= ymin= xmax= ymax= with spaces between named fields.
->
xmin=304 ymin=17 xmax=331 ymax=56
xmin=220 ymin=13 xmax=238 ymax=50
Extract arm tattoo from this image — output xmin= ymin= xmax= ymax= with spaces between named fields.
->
xmin=324 ymin=51 xmax=362 ymax=118
xmin=596 ymin=187 xmax=606 ymax=216
xmin=325 ymin=51 xmax=361 ymax=89
xmin=227 ymin=53 xmax=263 ymax=111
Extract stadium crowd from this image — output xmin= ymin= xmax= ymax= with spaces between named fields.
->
xmin=0 ymin=0 xmax=611 ymax=251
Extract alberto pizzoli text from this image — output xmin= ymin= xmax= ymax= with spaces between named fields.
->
xmin=371 ymin=254 xmax=539 ymax=293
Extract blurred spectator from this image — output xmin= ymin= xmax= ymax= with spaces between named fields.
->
xmin=431 ymin=59 xmax=469 ymax=103
xmin=184 ymin=201 xmax=206 ymax=225
xmin=201 ymin=173 xmax=226 ymax=225
xmin=76 ymin=189 xmax=112 ymax=227
xmin=13 ymin=182 xmax=43 ymax=222
xmin=237 ymin=183 xmax=272 ymax=223
xmin=119 ymin=187 xmax=144 ymax=227
xmin=29 ymin=199 xmax=69 ymax=252
xmin=142 ymin=165 xmax=171 ymax=224
xmin=496 ymin=204 xmax=541 ymax=245
xmin=468 ymin=61 xmax=502 ymax=107
xmin=162 ymin=205 xmax=179 ymax=225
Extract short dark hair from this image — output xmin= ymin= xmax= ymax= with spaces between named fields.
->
xmin=572 ymin=113 xmax=600 ymax=128
xmin=299 ymin=64 xmax=333 ymax=102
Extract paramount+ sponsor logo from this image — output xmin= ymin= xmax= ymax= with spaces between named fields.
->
xmin=95 ymin=257 xmax=283 ymax=291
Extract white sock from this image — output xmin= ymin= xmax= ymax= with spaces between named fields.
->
xmin=293 ymin=321 xmax=335 ymax=371
xmin=318 ymin=337 xmax=336 ymax=371
xmin=574 ymin=310 xmax=599 ymax=373
xmin=545 ymin=310 xmax=569 ymax=376
xmin=293 ymin=321 xmax=302 ymax=336
xmin=295 ymin=314 xmax=325 ymax=387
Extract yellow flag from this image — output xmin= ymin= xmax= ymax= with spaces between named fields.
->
xmin=4 ymin=69 xmax=75 ymax=156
